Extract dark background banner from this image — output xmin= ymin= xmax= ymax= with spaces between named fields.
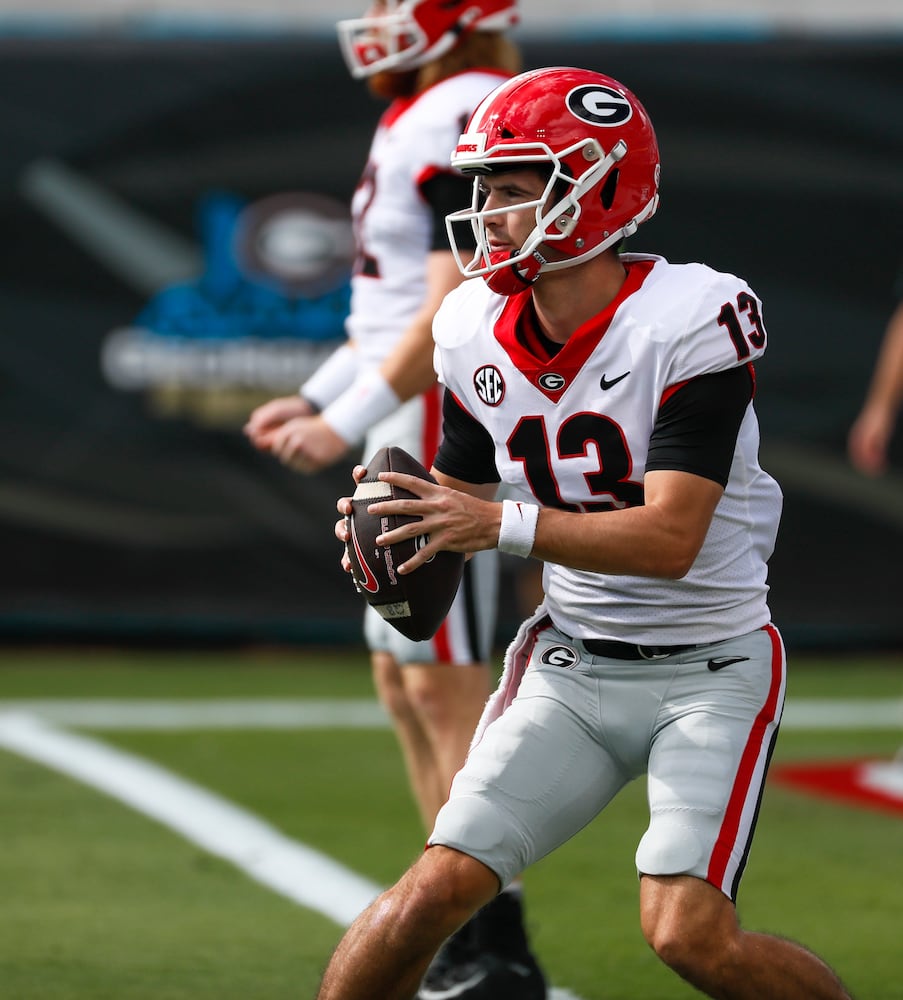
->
xmin=2 ymin=34 xmax=901 ymax=650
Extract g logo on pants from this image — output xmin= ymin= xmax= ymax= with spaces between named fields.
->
xmin=539 ymin=645 xmax=579 ymax=669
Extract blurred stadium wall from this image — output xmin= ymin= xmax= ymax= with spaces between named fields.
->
xmin=1 ymin=5 xmax=901 ymax=650
xmin=1 ymin=0 xmax=900 ymax=32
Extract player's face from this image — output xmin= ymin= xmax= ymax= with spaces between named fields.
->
xmin=358 ymin=0 xmax=419 ymax=97
xmin=478 ymin=169 xmax=550 ymax=256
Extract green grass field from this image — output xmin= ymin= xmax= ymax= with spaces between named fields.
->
xmin=1 ymin=646 xmax=901 ymax=1000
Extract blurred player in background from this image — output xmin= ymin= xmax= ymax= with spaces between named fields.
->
xmin=848 ymin=268 xmax=903 ymax=475
xmin=244 ymin=2 xmax=546 ymax=996
xmin=847 ymin=267 xmax=903 ymax=783
xmin=320 ymin=66 xmax=854 ymax=1000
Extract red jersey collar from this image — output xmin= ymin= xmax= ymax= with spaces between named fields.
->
xmin=494 ymin=258 xmax=655 ymax=403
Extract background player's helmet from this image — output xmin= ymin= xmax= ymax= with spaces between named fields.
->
xmin=337 ymin=0 xmax=518 ymax=79
xmin=446 ymin=66 xmax=660 ymax=295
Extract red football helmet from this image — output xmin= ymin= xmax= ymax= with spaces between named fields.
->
xmin=337 ymin=0 xmax=518 ymax=79
xmin=445 ymin=66 xmax=661 ymax=295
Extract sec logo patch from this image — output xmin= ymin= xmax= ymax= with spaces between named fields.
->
xmin=474 ymin=365 xmax=505 ymax=406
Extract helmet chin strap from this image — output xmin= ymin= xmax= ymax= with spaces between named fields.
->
xmin=484 ymin=247 xmax=547 ymax=296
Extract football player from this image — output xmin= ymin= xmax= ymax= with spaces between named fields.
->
xmin=321 ymin=67 xmax=855 ymax=1000
xmin=244 ymin=2 xmax=546 ymax=997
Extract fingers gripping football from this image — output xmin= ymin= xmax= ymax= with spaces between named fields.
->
xmin=366 ymin=474 xmax=498 ymax=571
xmin=343 ymin=447 xmax=465 ymax=642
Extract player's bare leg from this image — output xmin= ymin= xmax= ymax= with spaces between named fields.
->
xmin=402 ymin=661 xmax=493 ymax=815
xmin=640 ymin=874 xmax=854 ymax=999
xmin=317 ymin=846 xmax=500 ymax=1000
xmin=371 ymin=653 xmax=492 ymax=830
xmin=371 ymin=652 xmax=444 ymax=830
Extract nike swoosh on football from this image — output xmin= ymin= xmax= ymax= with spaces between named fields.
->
xmin=707 ymin=655 xmax=750 ymax=671
xmin=600 ymin=371 xmax=630 ymax=390
xmin=417 ymin=969 xmax=489 ymax=1000
xmin=349 ymin=519 xmax=380 ymax=594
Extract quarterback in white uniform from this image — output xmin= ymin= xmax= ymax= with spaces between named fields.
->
xmin=432 ymin=252 xmax=782 ymax=647
xmin=321 ymin=67 xmax=853 ymax=1000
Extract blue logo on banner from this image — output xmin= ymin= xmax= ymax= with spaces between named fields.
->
xmin=102 ymin=190 xmax=354 ymax=417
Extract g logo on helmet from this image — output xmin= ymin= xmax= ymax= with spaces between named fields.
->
xmin=565 ymin=85 xmax=633 ymax=127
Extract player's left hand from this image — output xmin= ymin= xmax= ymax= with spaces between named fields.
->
xmin=270 ymin=415 xmax=350 ymax=473
xmin=335 ymin=464 xmax=367 ymax=574
xmin=364 ymin=471 xmax=501 ymax=574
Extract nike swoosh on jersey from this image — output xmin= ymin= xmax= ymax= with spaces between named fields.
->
xmin=707 ymin=655 xmax=750 ymax=671
xmin=600 ymin=371 xmax=630 ymax=390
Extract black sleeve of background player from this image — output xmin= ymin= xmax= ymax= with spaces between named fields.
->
xmin=645 ymin=365 xmax=754 ymax=487
xmin=420 ymin=171 xmax=477 ymax=253
xmin=433 ymin=390 xmax=501 ymax=484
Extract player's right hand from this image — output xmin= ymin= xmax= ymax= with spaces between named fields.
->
xmin=243 ymin=395 xmax=314 ymax=450
xmin=270 ymin=415 xmax=350 ymax=473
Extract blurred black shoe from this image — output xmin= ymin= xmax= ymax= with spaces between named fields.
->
xmin=418 ymin=891 xmax=546 ymax=1000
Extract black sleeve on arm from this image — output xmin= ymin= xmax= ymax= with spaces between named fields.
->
xmin=419 ymin=170 xmax=477 ymax=253
xmin=433 ymin=389 xmax=501 ymax=485
xmin=645 ymin=365 xmax=754 ymax=487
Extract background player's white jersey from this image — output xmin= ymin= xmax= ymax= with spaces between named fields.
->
xmin=347 ymin=69 xmax=510 ymax=369
xmin=434 ymin=253 xmax=784 ymax=645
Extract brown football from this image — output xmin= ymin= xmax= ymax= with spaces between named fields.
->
xmin=345 ymin=446 xmax=465 ymax=641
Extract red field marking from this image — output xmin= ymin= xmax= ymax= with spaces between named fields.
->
xmin=770 ymin=757 xmax=903 ymax=818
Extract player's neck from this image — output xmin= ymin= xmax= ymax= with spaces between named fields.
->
xmin=531 ymin=253 xmax=627 ymax=344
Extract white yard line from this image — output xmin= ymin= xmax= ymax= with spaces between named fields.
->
xmin=781 ymin=698 xmax=903 ymax=730
xmin=0 ymin=697 xmax=390 ymax=729
xmin=0 ymin=706 xmax=584 ymax=999
xmin=0 ymin=711 xmax=380 ymax=926
xmin=2 ymin=696 xmax=901 ymax=730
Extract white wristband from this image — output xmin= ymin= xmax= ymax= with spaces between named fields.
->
xmin=497 ymin=499 xmax=539 ymax=558
xmin=299 ymin=343 xmax=358 ymax=411
xmin=321 ymin=368 xmax=401 ymax=446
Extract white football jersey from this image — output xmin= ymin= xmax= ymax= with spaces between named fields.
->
xmin=433 ymin=253 xmax=784 ymax=645
xmin=347 ymin=69 xmax=511 ymax=369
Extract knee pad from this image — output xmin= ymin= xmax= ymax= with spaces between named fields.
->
xmin=429 ymin=794 xmax=520 ymax=887
xmin=636 ymin=817 xmax=706 ymax=878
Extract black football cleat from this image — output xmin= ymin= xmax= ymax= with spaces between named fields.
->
xmin=417 ymin=920 xmax=483 ymax=1000
xmin=418 ymin=892 xmax=547 ymax=1000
